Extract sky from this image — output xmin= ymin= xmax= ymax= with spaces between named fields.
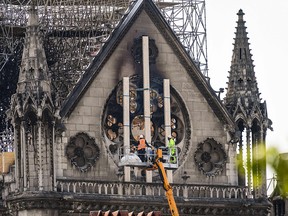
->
xmin=206 ymin=0 xmax=288 ymax=152
xmin=205 ymin=0 xmax=288 ymax=191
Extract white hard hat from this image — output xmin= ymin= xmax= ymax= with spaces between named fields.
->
xmin=139 ymin=134 xmax=144 ymax=139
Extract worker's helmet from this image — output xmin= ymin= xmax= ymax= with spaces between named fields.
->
xmin=139 ymin=134 xmax=144 ymax=139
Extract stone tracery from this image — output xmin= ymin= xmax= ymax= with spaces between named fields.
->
xmin=194 ymin=138 xmax=227 ymax=176
xmin=102 ymin=76 xmax=187 ymax=165
xmin=66 ymin=132 xmax=100 ymax=172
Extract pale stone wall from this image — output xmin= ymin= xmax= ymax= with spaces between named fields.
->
xmin=18 ymin=209 xmax=58 ymax=216
xmin=56 ymin=11 xmax=237 ymax=185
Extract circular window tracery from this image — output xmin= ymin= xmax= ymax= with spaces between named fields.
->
xmin=194 ymin=138 xmax=227 ymax=177
xmin=66 ymin=132 xmax=100 ymax=172
xmin=131 ymin=115 xmax=155 ymax=140
xmin=102 ymin=75 xmax=188 ymax=166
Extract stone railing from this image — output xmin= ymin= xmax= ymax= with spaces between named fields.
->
xmin=56 ymin=179 xmax=251 ymax=200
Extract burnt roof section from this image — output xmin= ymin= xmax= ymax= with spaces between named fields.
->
xmin=59 ymin=0 xmax=234 ymax=127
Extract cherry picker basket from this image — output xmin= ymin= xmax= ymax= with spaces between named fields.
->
xmin=118 ymin=146 xmax=178 ymax=169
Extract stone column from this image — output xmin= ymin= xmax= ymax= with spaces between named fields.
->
xmin=38 ymin=121 xmax=43 ymax=191
xmin=21 ymin=120 xmax=27 ymax=191
xmin=14 ymin=124 xmax=19 ymax=191
xmin=246 ymin=128 xmax=252 ymax=195
xmin=260 ymin=128 xmax=267 ymax=196
xmin=52 ymin=121 xmax=56 ymax=191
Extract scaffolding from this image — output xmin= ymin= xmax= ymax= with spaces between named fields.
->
xmin=157 ymin=0 xmax=208 ymax=76
xmin=0 ymin=0 xmax=208 ymax=135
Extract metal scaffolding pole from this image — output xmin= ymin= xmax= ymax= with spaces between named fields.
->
xmin=0 ymin=0 xmax=209 ymax=134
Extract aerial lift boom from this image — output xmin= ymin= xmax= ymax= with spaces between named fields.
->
xmin=147 ymin=147 xmax=179 ymax=216
xmin=119 ymin=145 xmax=179 ymax=216
xmin=119 ymin=146 xmax=179 ymax=216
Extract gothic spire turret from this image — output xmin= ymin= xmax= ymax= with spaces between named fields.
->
xmin=17 ymin=6 xmax=51 ymax=96
xmin=224 ymin=9 xmax=260 ymax=108
xmin=224 ymin=9 xmax=273 ymax=199
xmin=7 ymin=5 xmax=57 ymax=193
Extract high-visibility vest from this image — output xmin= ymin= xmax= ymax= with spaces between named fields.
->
xmin=169 ymin=139 xmax=176 ymax=155
xmin=138 ymin=138 xmax=146 ymax=150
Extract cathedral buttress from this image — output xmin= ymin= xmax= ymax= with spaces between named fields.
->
xmin=224 ymin=9 xmax=273 ymax=198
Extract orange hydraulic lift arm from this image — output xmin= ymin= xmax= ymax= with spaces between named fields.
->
xmin=152 ymin=148 xmax=179 ymax=216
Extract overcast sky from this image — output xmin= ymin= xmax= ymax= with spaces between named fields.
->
xmin=206 ymin=0 xmax=288 ymax=154
xmin=205 ymin=0 xmax=288 ymax=192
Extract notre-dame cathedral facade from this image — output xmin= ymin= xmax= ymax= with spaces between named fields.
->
xmin=1 ymin=0 xmax=273 ymax=215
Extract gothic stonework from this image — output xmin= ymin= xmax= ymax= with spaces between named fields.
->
xmin=1 ymin=0 xmax=272 ymax=215
xmin=5 ymin=193 xmax=271 ymax=216
xmin=66 ymin=132 xmax=100 ymax=172
xmin=194 ymin=138 xmax=227 ymax=177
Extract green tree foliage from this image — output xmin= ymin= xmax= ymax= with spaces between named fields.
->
xmin=266 ymin=147 xmax=288 ymax=196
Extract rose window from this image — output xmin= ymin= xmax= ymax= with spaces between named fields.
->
xmin=66 ymin=132 xmax=100 ymax=172
xmin=102 ymin=75 xmax=189 ymax=165
xmin=194 ymin=138 xmax=227 ymax=176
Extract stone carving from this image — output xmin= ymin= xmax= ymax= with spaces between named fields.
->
xmin=66 ymin=132 xmax=100 ymax=172
xmin=194 ymin=138 xmax=227 ymax=176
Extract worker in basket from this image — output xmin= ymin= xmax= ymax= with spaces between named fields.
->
xmin=137 ymin=134 xmax=148 ymax=162
xmin=168 ymin=136 xmax=177 ymax=163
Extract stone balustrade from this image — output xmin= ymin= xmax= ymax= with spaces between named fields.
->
xmin=56 ymin=178 xmax=251 ymax=200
